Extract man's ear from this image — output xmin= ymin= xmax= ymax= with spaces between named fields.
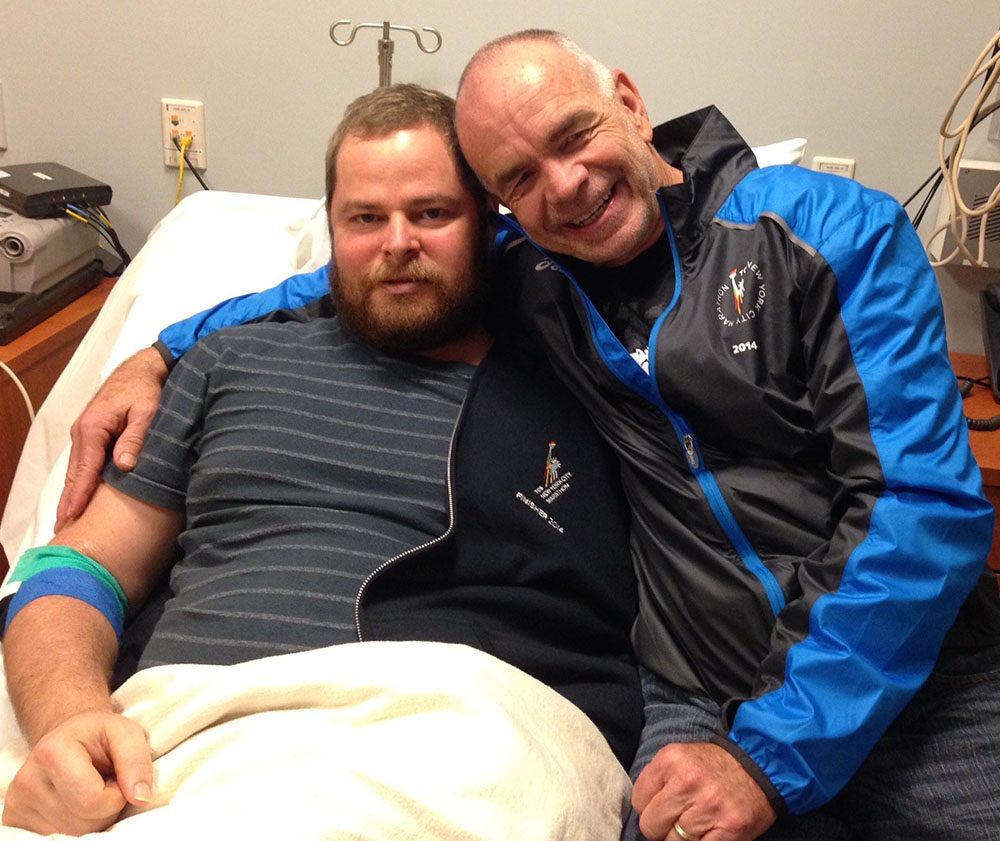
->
xmin=612 ymin=69 xmax=654 ymax=142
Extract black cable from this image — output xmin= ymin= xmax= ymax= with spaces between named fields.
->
xmin=905 ymin=165 xmax=946 ymax=226
xmin=911 ymin=172 xmax=945 ymax=228
xmin=967 ymin=414 xmax=1000 ymax=431
xmin=102 ymin=229 xmax=132 ymax=273
xmin=66 ymin=209 xmax=115 ymax=253
xmin=970 ymin=97 xmax=1000 ymax=129
xmin=959 ymin=374 xmax=1000 ymax=431
xmin=903 ymin=166 xmax=946 ymax=209
xmin=986 ymin=32 xmax=1000 ymax=91
xmin=67 ymin=204 xmax=132 ymax=273
xmin=91 ymin=224 xmax=119 ymax=253
xmin=171 ymin=136 xmax=211 ymax=191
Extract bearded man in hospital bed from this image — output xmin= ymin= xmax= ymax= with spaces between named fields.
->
xmin=0 ymin=84 xmax=641 ymax=840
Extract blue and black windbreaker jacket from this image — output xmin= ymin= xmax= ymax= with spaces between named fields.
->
xmin=492 ymin=106 xmax=1000 ymax=815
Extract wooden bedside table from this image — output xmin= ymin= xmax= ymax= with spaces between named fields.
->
xmin=952 ymin=352 xmax=1000 ymax=572
xmin=0 ymin=277 xmax=116 ymax=572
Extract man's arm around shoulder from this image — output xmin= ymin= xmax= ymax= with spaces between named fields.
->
xmin=57 ymin=348 xmax=170 ymax=529
xmin=57 ymin=267 xmax=331 ymax=527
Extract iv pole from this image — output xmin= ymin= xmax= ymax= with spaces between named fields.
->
xmin=329 ymin=20 xmax=443 ymax=87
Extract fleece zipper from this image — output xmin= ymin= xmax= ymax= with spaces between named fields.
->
xmin=353 ymin=381 xmax=470 ymax=641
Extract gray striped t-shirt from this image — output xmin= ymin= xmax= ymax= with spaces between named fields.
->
xmin=107 ymin=316 xmax=474 ymax=668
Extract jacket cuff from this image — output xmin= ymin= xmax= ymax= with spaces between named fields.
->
xmin=709 ymin=733 xmax=788 ymax=818
xmin=152 ymin=339 xmax=178 ymax=371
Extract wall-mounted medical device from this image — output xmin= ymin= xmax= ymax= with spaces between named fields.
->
xmin=922 ymin=28 xmax=1000 ymax=270
xmin=931 ymin=159 xmax=1000 ymax=268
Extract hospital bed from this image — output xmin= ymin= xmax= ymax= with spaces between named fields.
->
xmin=0 ymin=136 xmax=805 ymax=839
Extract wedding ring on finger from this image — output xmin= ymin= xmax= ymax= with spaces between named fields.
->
xmin=673 ymin=822 xmax=701 ymax=841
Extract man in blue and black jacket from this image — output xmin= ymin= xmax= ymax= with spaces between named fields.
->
xmin=454 ymin=30 xmax=1000 ymax=841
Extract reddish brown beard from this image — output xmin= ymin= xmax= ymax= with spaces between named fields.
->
xmin=328 ymin=258 xmax=488 ymax=357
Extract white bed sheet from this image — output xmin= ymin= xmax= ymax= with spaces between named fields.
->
xmin=0 ymin=642 xmax=631 ymax=840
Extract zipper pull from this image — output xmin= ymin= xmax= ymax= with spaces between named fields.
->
xmin=683 ymin=434 xmax=700 ymax=469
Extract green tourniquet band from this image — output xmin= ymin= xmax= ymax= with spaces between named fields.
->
xmin=11 ymin=546 xmax=128 ymax=617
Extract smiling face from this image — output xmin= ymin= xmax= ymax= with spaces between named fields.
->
xmin=456 ymin=39 xmax=679 ymax=266
xmin=327 ymin=126 xmax=490 ymax=362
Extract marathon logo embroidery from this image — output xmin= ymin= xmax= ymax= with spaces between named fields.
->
xmin=536 ymin=440 xmax=572 ymax=501
xmin=543 ymin=440 xmax=560 ymax=486
xmin=716 ymin=260 xmax=767 ymax=328
xmin=731 ymin=268 xmax=746 ymax=316
xmin=515 ymin=492 xmax=564 ymax=533
xmin=514 ymin=440 xmax=574 ymax=534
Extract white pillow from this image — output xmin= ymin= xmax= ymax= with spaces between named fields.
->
xmin=288 ymin=199 xmax=330 ymax=273
xmin=751 ymin=137 xmax=808 ymax=168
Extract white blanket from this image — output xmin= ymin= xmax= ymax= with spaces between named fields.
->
xmin=0 ymin=642 xmax=630 ymax=840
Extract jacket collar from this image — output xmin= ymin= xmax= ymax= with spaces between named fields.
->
xmin=652 ymin=105 xmax=757 ymax=252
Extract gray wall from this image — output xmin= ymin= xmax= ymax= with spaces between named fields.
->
xmin=2 ymin=1 xmax=999 ymax=351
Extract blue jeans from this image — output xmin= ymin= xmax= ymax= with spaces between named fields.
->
xmin=620 ymin=643 xmax=1000 ymax=840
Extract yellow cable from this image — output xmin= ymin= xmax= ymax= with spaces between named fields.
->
xmin=175 ymin=134 xmax=193 ymax=205
xmin=65 ymin=209 xmax=90 ymax=225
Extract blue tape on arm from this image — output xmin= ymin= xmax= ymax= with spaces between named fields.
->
xmin=3 ymin=568 xmax=126 ymax=639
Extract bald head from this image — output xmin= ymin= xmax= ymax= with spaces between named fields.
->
xmin=458 ymin=30 xmax=613 ymax=100
xmin=455 ymin=30 xmax=679 ymax=266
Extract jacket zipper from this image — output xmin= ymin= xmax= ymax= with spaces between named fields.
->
xmin=497 ymin=213 xmax=786 ymax=617
xmin=353 ymin=384 xmax=467 ymax=641
xmin=682 ymin=434 xmax=698 ymax=468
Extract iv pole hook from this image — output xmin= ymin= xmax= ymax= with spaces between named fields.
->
xmin=329 ymin=20 xmax=443 ymax=86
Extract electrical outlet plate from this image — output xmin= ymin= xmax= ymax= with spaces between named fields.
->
xmin=161 ymin=98 xmax=206 ymax=169
xmin=811 ymin=156 xmax=856 ymax=179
